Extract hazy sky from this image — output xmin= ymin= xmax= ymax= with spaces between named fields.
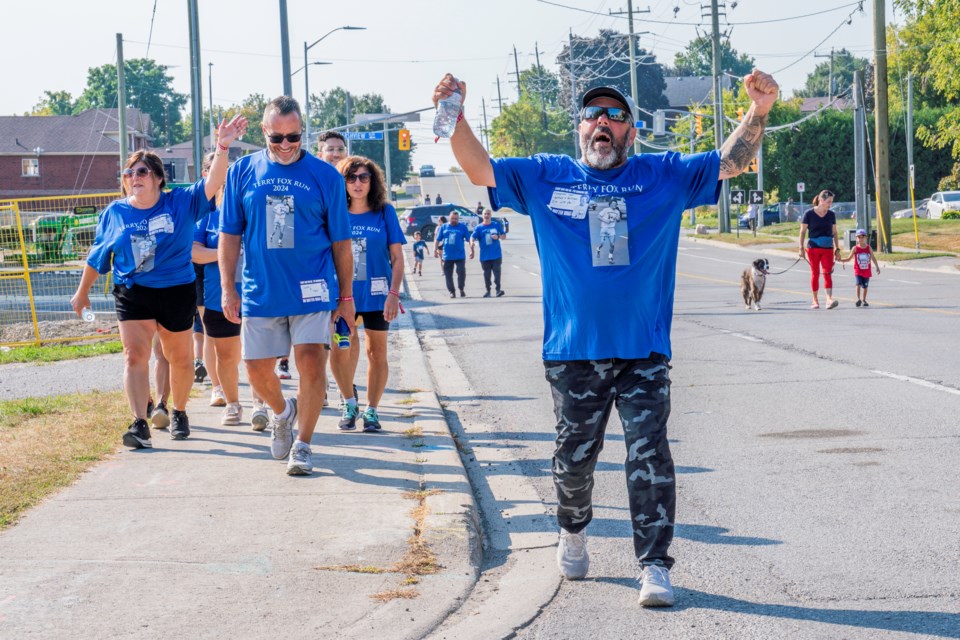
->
xmin=2 ymin=0 xmax=896 ymax=173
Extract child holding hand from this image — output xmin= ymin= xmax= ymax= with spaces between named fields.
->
xmin=840 ymin=229 xmax=881 ymax=307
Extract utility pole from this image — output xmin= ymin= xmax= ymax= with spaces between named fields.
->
xmin=853 ymin=71 xmax=869 ymax=236
xmin=873 ymin=0 xmax=891 ymax=252
xmin=187 ymin=0 xmax=203 ymax=179
xmin=481 ymin=97 xmax=490 ymax=152
xmin=610 ymin=1 xmax=651 ymax=153
xmin=907 ymin=72 xmax=919 ymax=252
xmin=279 ymin=0 xmax=292 ymax=96
xmin=116 ymin=34 xmax=128 ymax=164
xmin=495 ymin=75 xmax=505 ymax=113
xmin=383 ymin=119 xmax=391 ymax=195
xmin=689 ymin=115 xmax=696 ymax=225
xmin=568 ymin=30 xmax=580 ymax=158
xmin=709 ymin=0 xmax=730 ymax=232
xmin=208 ymin=62 xmax=215 ymax=150
xmin=511 ymin=45 xmax=522 ymax=99
xmin=345 ymin=93 xmax=352 ymax=155
xmin=815 ymin=48 xmax=836 ymax=101
xmin=535 ymin=42 xmax=548 ymax=130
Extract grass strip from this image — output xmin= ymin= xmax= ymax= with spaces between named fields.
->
xmin=0 ymin=390 xmax=129 ymax=529
xmin=0 ymin=341 xmax=123 ymax=365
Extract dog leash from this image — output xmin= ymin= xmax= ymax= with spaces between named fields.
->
xmin=765 ymin=256 xmax=804 ymax=276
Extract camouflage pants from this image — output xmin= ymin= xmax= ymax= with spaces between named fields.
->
xmin=544 ymin=355 xmax=676 ymax=569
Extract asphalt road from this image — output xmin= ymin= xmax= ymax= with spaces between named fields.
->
xmin=409 ymin=213 xmax=960 ymax=639
xmin=418 ymin=173 xmax=491 ymax=211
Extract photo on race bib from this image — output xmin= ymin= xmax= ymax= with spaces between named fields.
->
xmin=131 ymin=233 xmax=157 ymax=273
xmin=588 ymin=196 xmax=629 ymax=266
xmin=266 ymin=195 xmax=295 ymax=249
xmin=352 ymin=237 xmax=367 ymax=281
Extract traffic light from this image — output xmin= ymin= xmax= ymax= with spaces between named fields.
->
xmin=398 ymin=129 xmax=411 ymax=151
xmin=694 ymin=113 xmax=703 ymax=136
xmin=736 ymin=107 xmax=744 ymax=122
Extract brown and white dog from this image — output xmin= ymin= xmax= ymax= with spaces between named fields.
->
xmin=741 ymin=258 xmax=770 ymax=311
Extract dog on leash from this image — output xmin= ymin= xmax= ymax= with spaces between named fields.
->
xmin=741 ymin=258 xmax=770 ymax=311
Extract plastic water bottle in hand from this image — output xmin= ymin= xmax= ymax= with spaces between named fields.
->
xmin=433 ymin=81 xmax=462 ymax=138
xmin=81 ymin=307 xmax=95 ymax=322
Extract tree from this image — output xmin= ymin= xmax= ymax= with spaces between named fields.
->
xmin=29 ymin=90 xmax=76 ymax=116
xmin=556 ymin=30 xmax=669 ymax=128
xmin=75 ymin=58 xmax=187 ymax=147
xmin=181 ymin=93 xmax=269 ymax=149
xmin=489 ymin=96 xmax=572 ymax=158
xmin=672 ymin=36 xmax=755 ymax=78
xmin=794 ymin=49 xmax=871 ymax=98
xmin=309 ymin=88 xmax=413 ymax=186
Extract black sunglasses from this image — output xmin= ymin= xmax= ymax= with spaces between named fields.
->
xmin=266 ymin=132 xmax=303 ymax=144
xmin=122 ymin=167 xmax=153 ymax=178
xmin=819 ymin=191 xmax=834 ymax=199
xmin=580 ymin=106 xmax=631 ymax=123
xmin=346 ymin=173 xmax=372 ymax=184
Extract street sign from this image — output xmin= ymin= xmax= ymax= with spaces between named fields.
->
xmin=354 ymin=112 xmax=421 ymax=124
xmin=797 ymin=182 xmax=806 ymax=193
xmin=342 ymin=131 xmax=384 ymax=141
xmin=730 ymin=190 xmax=745 ymax=205
xmin=749 ymin=190 xmax=764 ymax=205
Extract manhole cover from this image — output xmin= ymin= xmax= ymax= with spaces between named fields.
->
xmin=818 ymin=447 xmax=885 ymax=454
xmin=758 ymin=429 xmax=865 ymax=439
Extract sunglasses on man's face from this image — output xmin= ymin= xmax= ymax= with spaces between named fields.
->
xmin=122 ymin=167 xmax=153 ymax=178
xmin=580 ymin=106 xmax=632 ymax=123
xmin=266 ymin=132 xmax=303 ymax=144
xmin=346 ymin=173 xmax=371 ymax=184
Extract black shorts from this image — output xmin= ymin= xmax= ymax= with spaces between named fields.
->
xmin=113 ymin=282 xmax=197 ymax=332
xmin=202 ymin=308 xmax=241 ymax=338
xmin=193 ymin=264 xmax=205 ymax=306
xmin=356 ymin=310 xmax=390 ymax=331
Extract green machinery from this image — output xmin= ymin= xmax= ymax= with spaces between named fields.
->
xmin=27 ymin=205 xmax=101 ymax=265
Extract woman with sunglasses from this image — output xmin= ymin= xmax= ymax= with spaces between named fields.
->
xmin=330 ymin=156 xmax=406 ymax=432
xmin=70 ymin=115 xmax=248 ymax=449
xmin=798 ymin=189 xmax=841 ymax=309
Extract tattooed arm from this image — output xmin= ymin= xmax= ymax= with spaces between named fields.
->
xmin=719 ymin=70 xmax=779 ymax=180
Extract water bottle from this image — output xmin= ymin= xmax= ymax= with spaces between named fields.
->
xmin=433 ymin=81 xmax=462 ymax=138
xmin=333 ymin=316 xmax=351 ymax=350
xmin=81 ymin=307 xmax=95 ymax=322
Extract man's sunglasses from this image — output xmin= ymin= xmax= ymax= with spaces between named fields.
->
xmin=580 ymin=106 xmax=632 ymax=123
xmin=122 ymin=167 xmax=153 ymax=178
xmin=346 ymin=173 xmax=371 ymax=184
xmin=266 ymin=132 xmax=303 ymax=144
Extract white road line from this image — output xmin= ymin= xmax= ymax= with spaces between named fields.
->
xmin=512 ymin=265 xmax=521 ymax=269
xmin=730 ymin=332 xmax=763 ymax=343
xmin=528 ymin=271 xmax=539 ymax=276
xmin=683 ymin=254 xmax=758 ymax=266
xmin=889 ymin=279 xmax=921 ymax=285
xmin=872 ymin=370 xmax=960 ymax=397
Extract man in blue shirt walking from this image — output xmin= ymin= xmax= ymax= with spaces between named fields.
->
xmin=469 ymin=208 xmax=507 ymax=297
xmin=433 ymin=210 xmax=471 ymax=298
xmin=433 ymin=70 xmax=779 ymax=606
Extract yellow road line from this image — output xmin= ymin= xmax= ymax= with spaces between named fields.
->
xmin=677 ymin=271 xmax=960 ymax=316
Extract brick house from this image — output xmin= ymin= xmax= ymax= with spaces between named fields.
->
xmin=0 ymin=108 xmax=151 ymax=199
xmin=160 ymin=135 xmax=263 ymax=183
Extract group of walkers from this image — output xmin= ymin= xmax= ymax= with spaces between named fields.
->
xmin=72 ymin=98 xmax=406 ymax=477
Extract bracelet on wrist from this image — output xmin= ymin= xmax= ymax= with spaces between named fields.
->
xmin=217 ymin=143 xmax=229 ymax=152
xmin=337 ymin=296 xmax=354 ymax=302
xmin=388 ymin=290 xmax=400 ymax=298
xmin=456 ymin=109 xmax=464 ymax=124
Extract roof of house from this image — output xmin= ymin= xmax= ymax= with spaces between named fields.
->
xmin=663 ymin=76 xmax=732 ymax=110
xmin=160 ymin=136 xmax=263 ymax=165
xmin=799 ymin=96 xmax=853 ymax=112
xmin=0 ymin=108 xmax=150 ymax=155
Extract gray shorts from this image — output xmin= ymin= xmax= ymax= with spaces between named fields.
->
xmin=241 ymin=311 xmax=332 ymax=360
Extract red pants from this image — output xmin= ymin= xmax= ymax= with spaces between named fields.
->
xmin=806 ymin=247 xmax=835 ymax=291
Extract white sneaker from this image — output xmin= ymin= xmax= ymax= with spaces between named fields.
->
xmin=638 ymin=565 xmax=675 ymax=607
xmin=556 ymin=529 xmax=589 ymax=580
xmin=221 ymin=402 xmax=242 ymax=426
xmin=286 ymin=441 xmax=313 ymax=476
xmin=251 ymin=401 xmax=269 ymax=432
xmin=209 ymin=386 xmax=226 ymax=407
xmin=269 ymin=398 xmax=297 ymax=460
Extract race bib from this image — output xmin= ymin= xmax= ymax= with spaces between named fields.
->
xmin=148 ymin=213 xmax=174 ymax=235
xmin=300 ymin=279 xmax=330 ymax=303
xmin=370 ymin=277 xmax=388 ymax=296
xmin=548 ymin=187 xmax=590 ymax=220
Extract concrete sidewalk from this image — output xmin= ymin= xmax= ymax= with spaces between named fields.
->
xmin=0 ymin=308 xmax=479 ymax=638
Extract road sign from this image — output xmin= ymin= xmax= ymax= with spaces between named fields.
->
xmin=730 ymin=190 xmax=745 ymax=205
xmin=749 ymin=190 xmax=764 ymax=205
xmin=797 ymin=182 xmax=806 ymax=193
xmin=354 ymin=112 xmax=421 ymax=124
xmin=342 ymin=131 xmax=384 ymax=141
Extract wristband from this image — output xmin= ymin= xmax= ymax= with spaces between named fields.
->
xmin=217 ymin=143 xmax=229 ymax=152
xmin=388 ymin=290 xmax=400 ymax=298
xmin=456 ymin=109 xmax=464 ymax=123
xmin=337 ymin=296 xmax=354 ymax=302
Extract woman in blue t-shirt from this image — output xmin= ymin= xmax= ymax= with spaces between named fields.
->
xmin=70 ymin=115 xmax=248 ymax=450
xmin=330 ymin=156 xmax=406 ymax=432
xmin=798 ymin=188 xmax=841 ymax=309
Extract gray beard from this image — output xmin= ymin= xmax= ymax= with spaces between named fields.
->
xmin=580 ymin=127 xmax=629 ymax=170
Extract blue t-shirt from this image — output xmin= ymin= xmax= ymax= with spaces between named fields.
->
xmin=437 ymin=223 xmax=470 ymax=260
xmin=193 ymin=208 xmax=241 ymax=312
xmin=348 ymin=205 xmax=407 ymax=312
xmin=412 ymin=240 xmax=427 ymax=261
xmin=471 ymin=220 xmax=506 ymax=261
xmin=489 ymin=151 xmax=721 ymax=361
xmin=86 ymin=181 xmax=213 ymax=287
xmin=220 ymin=150 xmax=351 ymax=317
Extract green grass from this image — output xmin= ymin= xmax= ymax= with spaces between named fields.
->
xmin=0 ymin=340 xmax=122 ymax=365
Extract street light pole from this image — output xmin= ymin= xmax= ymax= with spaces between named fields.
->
xmin=208 ymin=62 xmax=215 ymax=150
xmin=303 ymin=26 xmax=365 ymax=148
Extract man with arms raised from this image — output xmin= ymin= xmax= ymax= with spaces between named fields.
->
xmin=432 ymin=71 xmax=778 ymax=606
xmin=220 ymin=96 xmax=354 ymax=476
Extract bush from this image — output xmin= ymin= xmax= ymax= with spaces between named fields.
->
xmin=941 ymin=210 xmax=960 ymax=219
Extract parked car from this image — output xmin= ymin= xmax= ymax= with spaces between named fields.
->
xmin=892 ymin=200 xmax=929 ymax=218
xmin=419 ymin=164 xmax=436 ymax=178
xmin=399 ymin=203 xmax=509 ymax=241
xmin=737 ymin=204 xmax=781 ymax=228
xmin=925 ymin=191 xmax=960 ymax=219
